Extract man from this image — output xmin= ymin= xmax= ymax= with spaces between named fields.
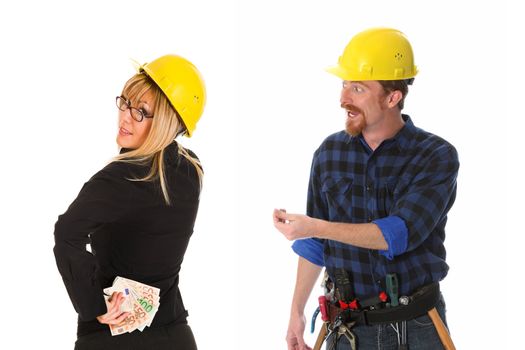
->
xmin=274 ymin=28 xmax=459 ymax=350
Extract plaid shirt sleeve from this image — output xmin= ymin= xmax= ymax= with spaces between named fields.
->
xmin=386 ymin=143 xmax=459 ymax=254
xmin=373 ymin=215 xmax=408 ymax=260
xmin=291 ymin=149 xmax=326 ymax=266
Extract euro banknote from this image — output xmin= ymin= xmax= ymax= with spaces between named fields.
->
xmin=103 ymin=277 xmax=160 ymax=336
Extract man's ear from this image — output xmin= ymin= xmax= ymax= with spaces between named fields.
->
xmin=388 ymin=90 xmax=403 ymax=108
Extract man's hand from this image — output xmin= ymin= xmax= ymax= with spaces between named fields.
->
xmin=274 ymin=209 xmax=388 ymax=250
xmin=96 ymin=291 xmax=130 ymax=325
xmin=273 ymin=209 xmax=318 ymax=240
xmin=286 ymin=312 xmax=313 ymax=350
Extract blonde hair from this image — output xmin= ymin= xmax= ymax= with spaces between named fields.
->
xmin=112 ymin=74 xmax=203 ymax=205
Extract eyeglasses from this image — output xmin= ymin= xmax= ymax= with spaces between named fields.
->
xmin=116 ymin=96 xmax=154 ymax=122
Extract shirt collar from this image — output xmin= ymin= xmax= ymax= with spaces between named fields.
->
xmin=393 ymin=114 xmax=416 ymax=152
xmin=348 ymin=114 xmax=415 ymax=153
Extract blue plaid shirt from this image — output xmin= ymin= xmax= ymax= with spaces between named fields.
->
xmin=292 ymin=115 xmax=459 ymax=298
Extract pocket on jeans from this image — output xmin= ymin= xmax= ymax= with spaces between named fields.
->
xmin=411 ymin=296 xmax=446 ymax=328
xmin=411 ymin=313 xmax=434 ymax=327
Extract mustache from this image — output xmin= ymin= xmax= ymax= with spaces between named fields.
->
xmin=340 ymin=103 xmax=363 ymax=115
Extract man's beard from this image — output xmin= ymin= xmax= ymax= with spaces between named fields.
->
xmin=342 ymin=103 xmax=366 ymax=136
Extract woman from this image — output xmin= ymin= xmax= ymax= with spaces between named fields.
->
xmin=53 ymin=54 xmax=206 ymax=350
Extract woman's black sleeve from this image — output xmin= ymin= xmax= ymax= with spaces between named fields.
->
xmin=53 ymin=168 xmax=131 ymax=321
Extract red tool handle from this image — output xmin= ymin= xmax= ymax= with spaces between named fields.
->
xmin=318 ymin=296 xmax=329 ymax=322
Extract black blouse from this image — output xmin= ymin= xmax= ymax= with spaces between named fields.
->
xmin=53 ymin=142 xmax=201 ymax=336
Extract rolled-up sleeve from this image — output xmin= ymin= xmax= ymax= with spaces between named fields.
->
xmin=292 ymin=238 xmax=324 ymax=266
xmin=373 ymin=215 xmax=408 ymax=260
xmin=388 ymin=144 xmax=459 ymax=254
xmin=53 ymin=169 xmax=131 ymax=321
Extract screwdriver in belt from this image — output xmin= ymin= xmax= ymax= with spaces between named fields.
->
xmin=385 ymin=273 xmax=399 ymax=307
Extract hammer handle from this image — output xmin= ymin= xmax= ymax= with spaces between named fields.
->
xmin=428 ymin=307 xmax=456 ymax=350
xmin=313 ymin=323 xmax=328 ymax=350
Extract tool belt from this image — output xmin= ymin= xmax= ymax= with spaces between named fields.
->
xmin=328 ymin=282 xmax=440 ymax=326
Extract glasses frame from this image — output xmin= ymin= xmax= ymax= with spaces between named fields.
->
xmin=116 ymin=96 xmax=154 ymax=122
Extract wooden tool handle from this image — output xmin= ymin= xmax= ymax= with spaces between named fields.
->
xmin=428 ymin=307 xmax=456 ymax=350
xmin=313 ymin=323 xmax=328 ymax=350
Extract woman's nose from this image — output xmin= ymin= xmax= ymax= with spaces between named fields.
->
xmin=119 ymin=109 xmax=133 ymax=123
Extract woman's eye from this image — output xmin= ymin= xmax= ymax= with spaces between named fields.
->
xmin=139 ymin=108 xmax=149 ymax=116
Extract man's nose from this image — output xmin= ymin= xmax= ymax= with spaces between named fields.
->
xmin=340 ymin=89 xmax=352 ymax=105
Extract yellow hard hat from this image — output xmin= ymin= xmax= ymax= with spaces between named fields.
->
xmin=135 ymin=54 xmax=206 ymax=137
xmin=326 ymin=27 xmax=418 ymax=82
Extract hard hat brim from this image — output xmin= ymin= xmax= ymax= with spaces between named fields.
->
xmin=325 ymin=64 xmax=352 ymax=81
xmin=325 ymin=64 xmax=418 ymax=82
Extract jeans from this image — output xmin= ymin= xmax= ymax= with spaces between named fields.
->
xmin=329 ymin=295 xmax=448 ymax=350
xmin=74 ymin=322 xmax=197 ymax=350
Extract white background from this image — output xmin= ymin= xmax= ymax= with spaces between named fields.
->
xmin=0 ymin=0 xmax=519 ymax=349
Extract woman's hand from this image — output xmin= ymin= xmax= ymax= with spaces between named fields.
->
xmin=96 ymin=292 xmax=130 ymax=325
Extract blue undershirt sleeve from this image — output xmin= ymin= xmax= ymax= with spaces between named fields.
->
xmin=292 ymin=238 xmax=324 ymax=267
xmin=373 ymin=215 xmax=408 ymax=260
